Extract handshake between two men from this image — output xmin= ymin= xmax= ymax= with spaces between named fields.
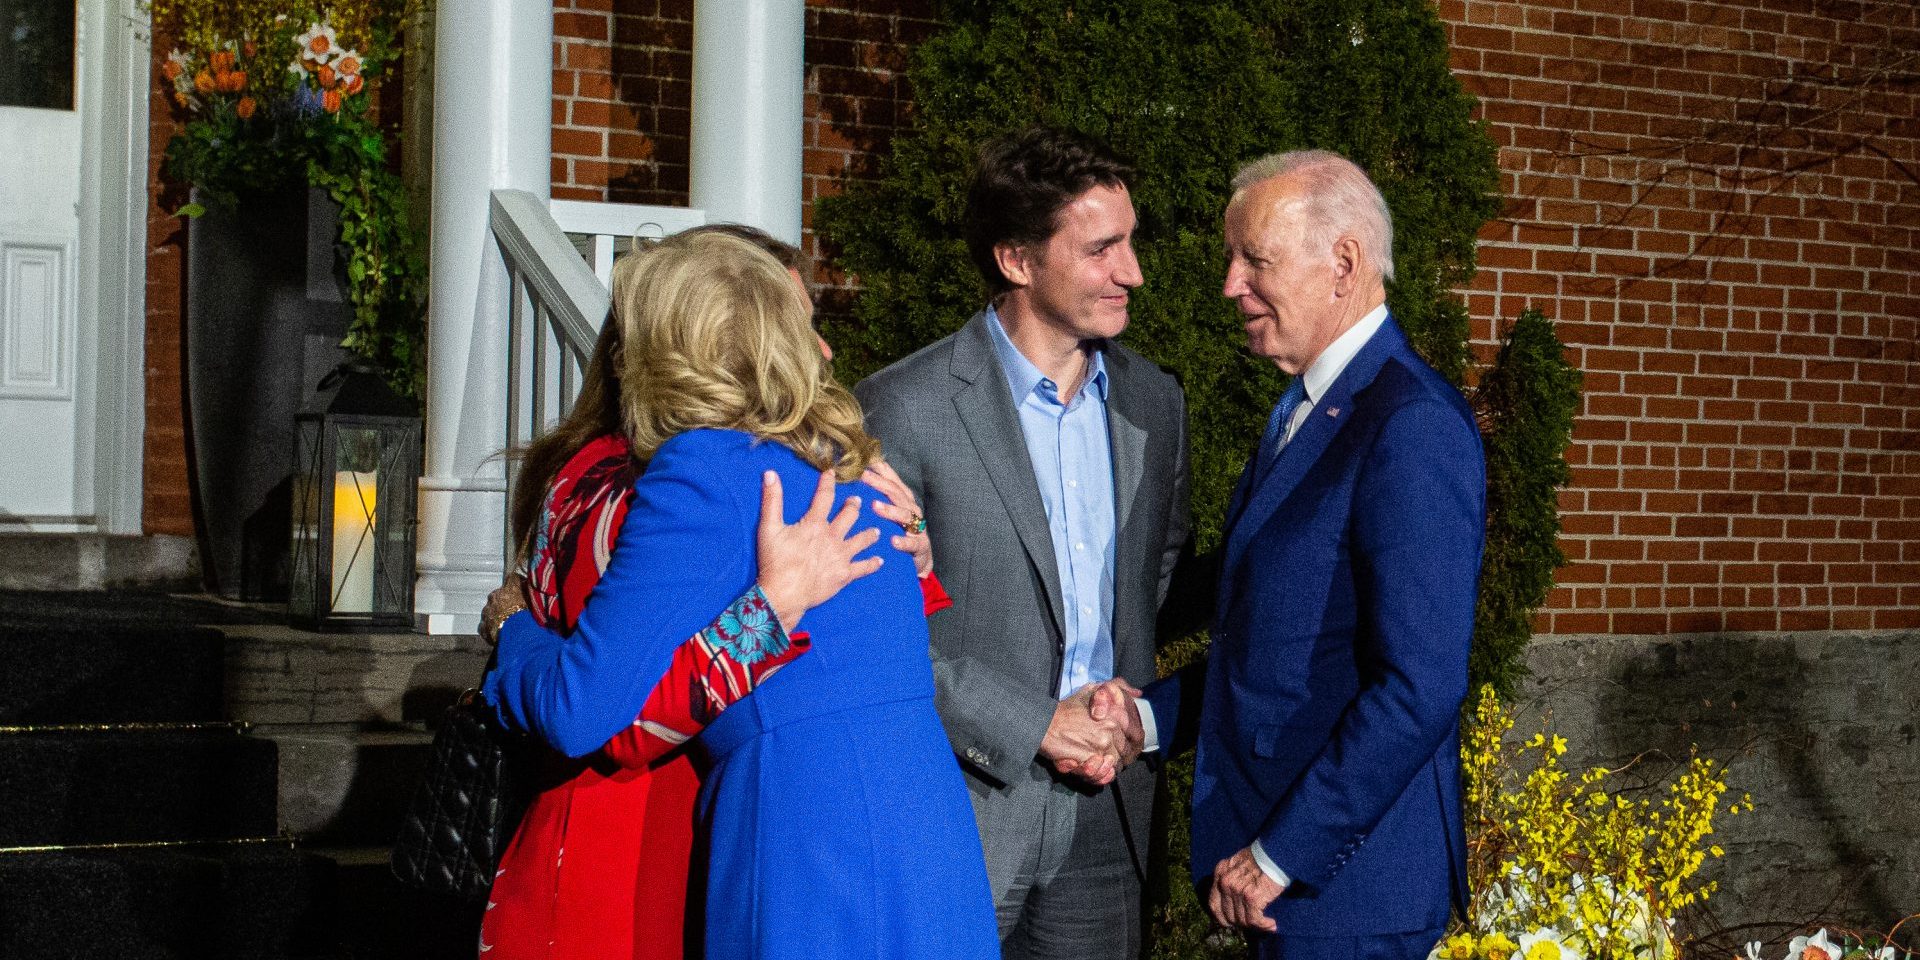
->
xmin=1038 ymin=678 xmax=1147 ymax=787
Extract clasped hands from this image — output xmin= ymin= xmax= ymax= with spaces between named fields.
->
xmin=1038 ymin=678 xmax=1145 ymax=787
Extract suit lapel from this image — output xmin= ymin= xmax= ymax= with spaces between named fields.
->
xmin=1104 ymin=349 xmax=1149 ymax=541
xmin=949 ymin=314 xmax=1066 ymax=635
xmin=1222 ymin=320 xmax=1405 ymax=576
xmin=1102 ymin=348 xmax=1150 ymax=640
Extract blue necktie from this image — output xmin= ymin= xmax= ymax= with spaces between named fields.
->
xmin=1255 ymin=379 xmax=1307 ymax=481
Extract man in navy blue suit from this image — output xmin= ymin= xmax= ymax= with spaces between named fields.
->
xmin=1131 ymin=150 xmax=1485 ymax=960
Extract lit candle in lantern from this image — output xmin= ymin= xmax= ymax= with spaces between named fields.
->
xmin=332 ymin=470 xmax=378 ymax=613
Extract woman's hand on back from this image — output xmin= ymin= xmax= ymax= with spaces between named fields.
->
xmin=862 ymin=459 xmax=933 ymax=578
xmin=757 ymin=469 xmax=883 ymax=633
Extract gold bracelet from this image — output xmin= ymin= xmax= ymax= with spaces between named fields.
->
xmin=482 ymin=602 xmax=528 ymax=643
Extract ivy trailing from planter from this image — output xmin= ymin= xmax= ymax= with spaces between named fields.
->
xmin=150 ymin=1 xmax=425 ymax=397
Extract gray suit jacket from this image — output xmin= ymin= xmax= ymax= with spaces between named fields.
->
xmin=856 ymin=311 xmax=1191 ymax=893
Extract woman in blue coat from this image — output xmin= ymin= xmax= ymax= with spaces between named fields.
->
xmin=484 ymin=229 xmax=998 ymax=959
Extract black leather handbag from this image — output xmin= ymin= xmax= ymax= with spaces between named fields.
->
xmin=389 ymin=685 xmax=535 ymax=900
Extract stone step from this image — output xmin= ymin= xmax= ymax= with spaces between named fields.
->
xmin=268 ymin=728 xmax=437 ymax=848
xmin=0 ymin=843 xmax=333 ymax=960
xmin=306 ymin=845 xmax=483 ymax=960
xmin=0 ymin=729 xmax=279 ymax=847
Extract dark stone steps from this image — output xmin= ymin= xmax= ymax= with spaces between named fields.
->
xmin=0 ymin=844 xmax=333 ymax=960
xmin=0 ymin=625 xmax=227 ymax=724
xmin=0 ymin=729 xmax=278 ymax=847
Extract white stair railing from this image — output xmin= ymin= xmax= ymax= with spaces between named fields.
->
xmin=487 ymin=189 xmax=704 ymax=570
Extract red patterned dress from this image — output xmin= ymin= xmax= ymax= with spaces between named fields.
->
xmin=477 ymin=435 xmax=950 ymax=960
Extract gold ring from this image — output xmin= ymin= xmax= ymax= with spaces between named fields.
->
xmin=906 ymin=514 xmax=927 ymax=534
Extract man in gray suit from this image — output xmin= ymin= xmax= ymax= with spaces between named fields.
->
xmin=856 ymin=128 xmax=1191 ymax=959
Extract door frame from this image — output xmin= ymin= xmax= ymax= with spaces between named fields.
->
xmin=70 ymin=0 xmax=149 ymax=534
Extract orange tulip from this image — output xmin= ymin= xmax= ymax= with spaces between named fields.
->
xmin=317 ymin=64 xmax=337 ymax=89
xmin=344 ymin=74 xmax=364 ymax=95
xmin=223 ymin=70 xmax=247 ymax=92
xmin=194 ymin=70 xmax=215 ymax=94
xmin=211 ymin=50 xmax=234 ymax=72
xmin=161 ymin=61 xmax=182 ymax=81
xmin=322 ymin=89 xmax=342 ymax=113
xmin=309 ymin=34 xmax=331 ymax=56
xmin=243 ymin=41 xmax=258 ymax=58
xmin=174 ymin=91 xmax=189 ymax=108
xmin=236 ymin=96 xmax=257 ymax=119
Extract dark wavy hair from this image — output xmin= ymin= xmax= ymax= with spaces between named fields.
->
xmin=963 ymin=127 xmax=1134 ymax=295
xmin=507 ymin=224 xmax=809 ymax=555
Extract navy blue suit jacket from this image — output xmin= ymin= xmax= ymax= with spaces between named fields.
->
xmin=1145 ymin=318 xmax=1484 ymax=937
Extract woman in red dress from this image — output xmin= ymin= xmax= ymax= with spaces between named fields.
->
xmin=476 ymin=227 xmax=942 ymax=960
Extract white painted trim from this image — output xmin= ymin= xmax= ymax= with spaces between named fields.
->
xmin=73 ymin=0 xmax=150 ymax=535
xmin=491 ymin=190 xmax=607 ymax=360
xmin=547 ymin=199 xmax=706 ymax=240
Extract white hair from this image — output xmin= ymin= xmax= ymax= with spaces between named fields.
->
xmin=1231 ymin=150 xmax=1396 ymax=283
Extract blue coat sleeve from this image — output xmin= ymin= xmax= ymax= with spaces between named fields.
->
xmin=482 ymin=438 xmax=754 ymax=757
xmin=1256 ymin=398 xmax=1484 ymax=889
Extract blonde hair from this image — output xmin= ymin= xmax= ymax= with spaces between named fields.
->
xmin=612 ymin=230 xmax=880 ymax=480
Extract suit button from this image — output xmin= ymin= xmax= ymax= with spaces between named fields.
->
xmin=965 ymin=747 xmax=988 ymax=765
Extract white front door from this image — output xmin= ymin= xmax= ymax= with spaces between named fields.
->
xmin=0 ymin=1 xmax=88 ymax=528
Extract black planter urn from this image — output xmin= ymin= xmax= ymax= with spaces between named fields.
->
xmin=185 ymin=187 xmax=353 ymax=599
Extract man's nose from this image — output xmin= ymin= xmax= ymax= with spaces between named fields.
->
xmin=1222 ymin=263 xmax=1247 ymax=299
xmin=1110 ymin=243 xmax=1143 ymax=289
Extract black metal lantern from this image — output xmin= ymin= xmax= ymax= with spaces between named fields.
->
xmin=289 ymin=364 xmax=422 ymax=630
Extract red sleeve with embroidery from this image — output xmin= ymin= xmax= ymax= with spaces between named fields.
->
xmin=525 ymin=435 xmax=807 ymax=769
xmin=526 ymin=435 xmax=951 ymax=769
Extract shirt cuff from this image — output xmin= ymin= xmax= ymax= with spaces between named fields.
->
xmin=1134 ymin=695 xmax=1160 ymax=753
xmin=1249 ymin=840 xmax=1291 ymax=889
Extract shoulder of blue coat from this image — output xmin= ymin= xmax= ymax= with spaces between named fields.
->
xmin=643 ymin=429 xmax=764 ymax=498
xmin=1362 ymin=354 xmax=1479 ymax=439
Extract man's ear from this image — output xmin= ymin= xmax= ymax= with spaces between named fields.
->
xmin=994 ymin=242 xmax=1034 ymax=289
xmin=1330 ymin=235 xmax=1362 ymax=297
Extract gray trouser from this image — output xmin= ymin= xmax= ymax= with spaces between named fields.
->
xmin=996 ymin=783 xmax=1142 ymax=960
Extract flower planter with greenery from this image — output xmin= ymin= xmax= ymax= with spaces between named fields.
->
xmin=151 ymin=0 xmax=425 ymax=394
xmin=149 ymin=0 xmax=423 ymax=596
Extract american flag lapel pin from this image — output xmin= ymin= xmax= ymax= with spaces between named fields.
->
xmin=1326 ymin=406 xmax=1341 ymax=417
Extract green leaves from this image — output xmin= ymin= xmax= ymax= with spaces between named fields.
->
xmin=1472 ymin=310 xmax=1582 ymax=699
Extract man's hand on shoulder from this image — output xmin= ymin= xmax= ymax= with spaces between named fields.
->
xmin=1207 ymin=847 xmax=1284 ymax=932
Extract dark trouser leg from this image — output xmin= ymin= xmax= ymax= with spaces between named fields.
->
xmin=1252 ymin=928 xmax=1449 ymax=960
xmin=1003 ymin=786 xmax=1142 ymax=960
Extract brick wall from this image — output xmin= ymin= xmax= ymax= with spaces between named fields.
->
xmin=1442 ymin=0 xmax=1920 ymax=636
xmin=547 ymin=0 xmax=937 ymax=315
xmin=143 ymin=35 xmax=194 ymax=538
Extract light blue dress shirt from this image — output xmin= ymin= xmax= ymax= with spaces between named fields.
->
xmin=983 ymin=306 xmax=1118 ymax=700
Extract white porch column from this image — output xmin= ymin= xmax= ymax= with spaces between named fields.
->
xmin=690 ymin=1 xmax=805 ymax=245
xmin=413 ymin=0 xmax=552 ymax=633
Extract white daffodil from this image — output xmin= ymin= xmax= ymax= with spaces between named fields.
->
xmin=1787 ymin=929 xmax=1842 ymax=960
xmin=293 ymin=23 xmax=340 ymax=63
xmin=1516 ymin=929 xmax=1584 ymax=960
